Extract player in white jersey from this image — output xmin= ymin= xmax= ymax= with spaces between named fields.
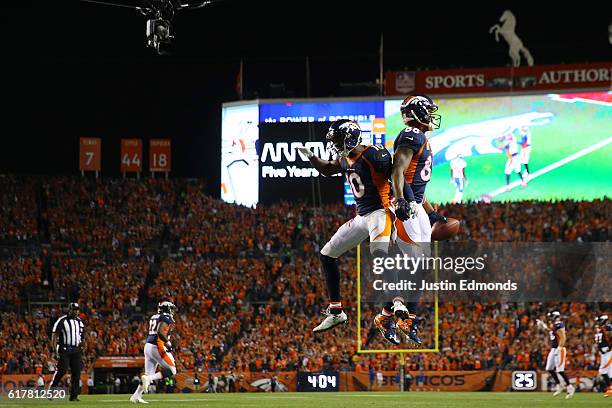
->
xmin=449 ymin=154 xmax=467 ymax=204
xmin=130 ymin=301 xmax=177 ymax=404
xmin=518 ymin=125 xmax=532 ymax=176
xmin=499 ymin=131 xmax=527 ymax=192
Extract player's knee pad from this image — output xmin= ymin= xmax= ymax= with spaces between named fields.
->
xmin=162 ymin=367 xmax=176 ymax=378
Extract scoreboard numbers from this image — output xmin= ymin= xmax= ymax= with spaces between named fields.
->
xmin=150 ymin=139 xmax=172 ymax=172
xmin=297 ymin=372 xmax=339 ymax=392
xmin=512 ymin=371 xmax=537 ymax=391
xmin=79 ymin=138 xmax=101 ymax=172
xmin=307 ymin=374 xmax=336 ymax=389
xmin=121 ymin=139 xmax=143 ymax=173
xmin=78 ymin=138 xmax=173 ymax=174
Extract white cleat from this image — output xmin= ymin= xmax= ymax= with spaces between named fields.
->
xmin=552 ymin=383 xmax=565 ymax=396
xmin=141 ymin=375 xmax=151 ymax=394
xmin=565 ymin=384 xmax=575 ymax=399
xmin=130 ymin=395 xmax=149 ymax=404
xmin=313 ymin=308 xmax=348 ymax=333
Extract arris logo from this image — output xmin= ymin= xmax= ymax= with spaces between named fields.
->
xmin=261 ymin=142 xmax=336 ymax=163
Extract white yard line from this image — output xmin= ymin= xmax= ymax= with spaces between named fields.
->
xmin=487 ymin=136 xmax=612 ymax=198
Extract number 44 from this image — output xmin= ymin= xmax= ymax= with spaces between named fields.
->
xmin=122 ymin=153 xmax=141 ymax=167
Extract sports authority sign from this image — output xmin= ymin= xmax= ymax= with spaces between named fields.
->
xmin=385 ymin=62 xmax=612 ymax=95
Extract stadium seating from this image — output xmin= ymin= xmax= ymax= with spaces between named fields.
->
xmin=0 ymin=176 xmax=609 ymax=375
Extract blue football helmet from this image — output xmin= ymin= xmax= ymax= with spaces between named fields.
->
xmin=400 ymin=94 xmax=441 ymax=130
xmin=326 ymin=119 xmax=362 ymax=156
xmin=158 ymin=301 xmax=177 ymax=315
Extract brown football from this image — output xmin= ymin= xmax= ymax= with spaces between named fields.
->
xmin=431 ymin=217 xmax=460 ymax=241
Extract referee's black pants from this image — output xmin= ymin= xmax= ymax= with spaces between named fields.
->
xmin=51 ymin=348 xmax=83 ymax=400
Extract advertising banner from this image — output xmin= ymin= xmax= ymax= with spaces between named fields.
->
xmin=174 ymin=371 xmax=297 ymax=392
xmin=94 ymin=356 xmax=145 ymax=368
xmin=385 ymin=62 xmax=612 ymax=96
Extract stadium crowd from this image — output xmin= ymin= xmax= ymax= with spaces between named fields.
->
xmin=0 ymin=176 xmax=609 ymax=376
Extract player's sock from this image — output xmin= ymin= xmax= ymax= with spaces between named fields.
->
xmin=453 ymin=191 xmax=463 ymax=204
xmin=382 ymin=302 xmax=393 ymax=316
xmin=524 ymin=164 xmax=530 ymax=173
xmin=603 ymin=374 xmax=610 ymax=388
xmin=320 ymin=254 xmax=341 ymax=311
xmin=559 ymin=372 xmax=570 ymax=387
xmin=405 ymin=302 xmax=417 ymax=315
xmin=328 ymin=301 xmax=343 ymax=315
xmin=135 ymin=384 xmax=145 ymax=398
xmin=548 ymin=370 xmax=560 ymax=385
xmin=519 ymin=171 xmax=525 ymax=180
xmin=506 ymin=175 xmax=510 ymax=185
xmin=146 ymin=372 xmax=163 ymax=382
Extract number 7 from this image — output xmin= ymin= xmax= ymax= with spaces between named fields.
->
xmin=85 ymin=151 xmax=94 ymax=165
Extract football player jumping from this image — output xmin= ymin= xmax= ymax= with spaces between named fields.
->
xmin=388 ymin=95 xmax=446 ymax=345
xmin=130 ymin=301 xmax=177 ymax=404
xmin=595 ymin=314 xmax=612 ymax=397
xmin=299 ymin=120 xmax=401 ymax=344
xmin=536 ymin=311 xmax=575 ymax=399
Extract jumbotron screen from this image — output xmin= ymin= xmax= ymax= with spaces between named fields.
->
xmin=220 ymin=92 xmax=612 ymax=206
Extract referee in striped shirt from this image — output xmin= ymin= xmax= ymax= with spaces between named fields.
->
xmin=50 ymin=302 xmax=85 ymax=401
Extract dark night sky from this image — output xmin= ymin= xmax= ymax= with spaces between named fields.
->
xmin=2 ymin=1 xmax=610 ymax=196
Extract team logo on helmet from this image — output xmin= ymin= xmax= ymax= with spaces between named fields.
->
xmin=326 ymin=119 xmax=362 ymax=156
xmin=158 ymin=301 xmax=177 ymax=315
xmin=400 ymin=94 xmax=441 ymax=130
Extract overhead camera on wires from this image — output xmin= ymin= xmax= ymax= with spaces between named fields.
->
xmin=146 ymin=18 xmax=172 ymax=54
xmin=80 ymin=0 xmax=218 ymax=55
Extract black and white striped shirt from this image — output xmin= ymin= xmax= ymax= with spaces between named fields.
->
xmin=52 ymin=315 xmax=84 ymax=350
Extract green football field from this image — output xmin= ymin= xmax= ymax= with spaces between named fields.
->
xmin=1 ymin=392 xmax=608 ymax=408
xmin=384 ymin=94 xmax=612 ymax=203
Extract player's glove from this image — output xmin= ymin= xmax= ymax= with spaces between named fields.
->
xmin=395 ymin=198 xmax=418 ymax=221
xmin=165 ymin=341 xmax=173 ymax=352
xmin=297 ymin=147 xmax=314 ymax=159
xmin=535 ymin=319 xmax=548 ymax=330
xmin=602 ymin=346 xmax=610 ymax=353
xmin=429 ymin=211 xmax=447 ymax=225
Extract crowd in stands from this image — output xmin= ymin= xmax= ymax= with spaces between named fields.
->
xmin=0 ymin=175 xmax=39 ymax=242
xmin=44 ymin=177 xmax=176 ymax=254
xmin=0 ymin=176 xmax=609 ymax=376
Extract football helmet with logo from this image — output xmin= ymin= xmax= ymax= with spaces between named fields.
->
xmin=595 ymin=314 xmax=609 ymax=326
xmin=400 ymin=94 xmax=441 ymax=130
xmin=326 ymin=119 xmax=362 ymax=156
xmin=158 ymin=301 xmax=177 ymax=316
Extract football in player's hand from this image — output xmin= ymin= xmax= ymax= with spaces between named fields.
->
xmin=431 ymin=217 xmax=460 ymax=241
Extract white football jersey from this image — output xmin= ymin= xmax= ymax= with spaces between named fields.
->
xmin=450 ymin=158 xmax=467 ymax=179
